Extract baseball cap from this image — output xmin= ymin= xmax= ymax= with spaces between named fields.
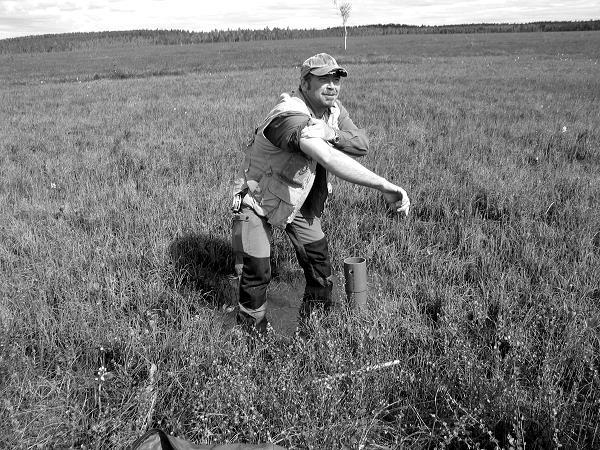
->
xmin=301 ymin=53 xmax=348 ymax=79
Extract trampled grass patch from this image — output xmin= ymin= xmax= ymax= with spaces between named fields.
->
xmin=1 ymin=32 xmax=599 ymax=448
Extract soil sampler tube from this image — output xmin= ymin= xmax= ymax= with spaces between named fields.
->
xmin=343 ymin=256 xmax=367 ymax=311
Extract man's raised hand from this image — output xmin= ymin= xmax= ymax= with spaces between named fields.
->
xmin=301 ymin=118 xmax=336 ymax=142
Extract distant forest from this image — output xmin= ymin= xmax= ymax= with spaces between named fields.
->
xmin=1 ymin=20 xmax=599 ymax=54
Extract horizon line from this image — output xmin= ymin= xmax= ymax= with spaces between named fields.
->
xmin=3 ymin=18 xmax=599 ymax=42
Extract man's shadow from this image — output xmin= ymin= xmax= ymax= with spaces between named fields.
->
xmin=168 ymin=233 xmax=238 ymax=309
xmin=167 ymin=232 xmax=306 ymax=336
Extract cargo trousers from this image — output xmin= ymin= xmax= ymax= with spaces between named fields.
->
xmin=232 ymin=205 xmax=333 ymax=330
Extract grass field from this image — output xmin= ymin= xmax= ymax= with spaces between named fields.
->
xmin=1 ymin=31 xmax=599 ymax=449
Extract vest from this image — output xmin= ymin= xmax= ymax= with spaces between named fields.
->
xmin=233 ymin=92 xmax=340 ymax=228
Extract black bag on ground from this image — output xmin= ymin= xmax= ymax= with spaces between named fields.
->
xmin=130 ymin=428 xmax=287 ymax=450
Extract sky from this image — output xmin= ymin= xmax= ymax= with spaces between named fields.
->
xmin=0 ymin=0 xmax=598 ymax=40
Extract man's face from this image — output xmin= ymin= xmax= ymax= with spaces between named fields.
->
xmin=302 ymin=73 xmax=342 ymax=113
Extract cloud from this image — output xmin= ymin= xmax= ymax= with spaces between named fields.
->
xmin=0 ymin=14 xmax=67 ymax=35
xmin=0 ymin=0 xmax=598 ymax=40
xmin=350 ymin=0 xmax=600 ymax=26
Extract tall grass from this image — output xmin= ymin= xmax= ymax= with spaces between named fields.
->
xmin=1 ymin=32 xmax=599 ymax=448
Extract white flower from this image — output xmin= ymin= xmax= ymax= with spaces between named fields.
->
xmin=561 ymin=126 xmax=567 ymax=133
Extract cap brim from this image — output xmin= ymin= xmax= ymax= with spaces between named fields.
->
xmin=310 ymin=66 xmax=348 ymax=77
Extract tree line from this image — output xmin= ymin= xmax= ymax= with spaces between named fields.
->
xmin=1 ymin=20 xmax=598 ymax=54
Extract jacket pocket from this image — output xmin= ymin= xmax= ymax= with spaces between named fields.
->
xmin=260 ymin=177 xmax=296 ymax=227
xmin=276 ymin=154 xmax=311 ymax=189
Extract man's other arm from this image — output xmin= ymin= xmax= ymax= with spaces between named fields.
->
xmin=301 ymin=102 xmax=369 ymax=157
xmin=334 ymin=101 xmax=369 ymax=157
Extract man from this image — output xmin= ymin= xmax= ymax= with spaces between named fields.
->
xmin=231 ymin=53 xmax=410 ymax=333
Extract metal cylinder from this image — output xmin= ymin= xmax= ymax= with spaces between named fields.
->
xmin=343 ymin=256 xmax=367 ymax=311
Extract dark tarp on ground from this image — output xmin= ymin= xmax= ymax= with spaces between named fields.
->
xmin=130 ymin=428 xmax=287 ymax=450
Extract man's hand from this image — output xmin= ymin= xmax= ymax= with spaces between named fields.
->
xmin=301 ymin=118 xmax=337 ymax=142
xmin=382 ymin=184 xmax=410 ymax=216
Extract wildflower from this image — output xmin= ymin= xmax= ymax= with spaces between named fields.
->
xmin=562 ymin=126 xmax=567 ymax=133
xmin=96 ymin=365 xmax=113 ymax=382
xmin=96 ymin=365 xmax=107 ymax=381
xmin=50 ymin=182 xmax=57 ymax=189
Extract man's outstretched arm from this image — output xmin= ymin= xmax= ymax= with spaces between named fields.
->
xmin=300 ymin=137 xmax=410 ymax=215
